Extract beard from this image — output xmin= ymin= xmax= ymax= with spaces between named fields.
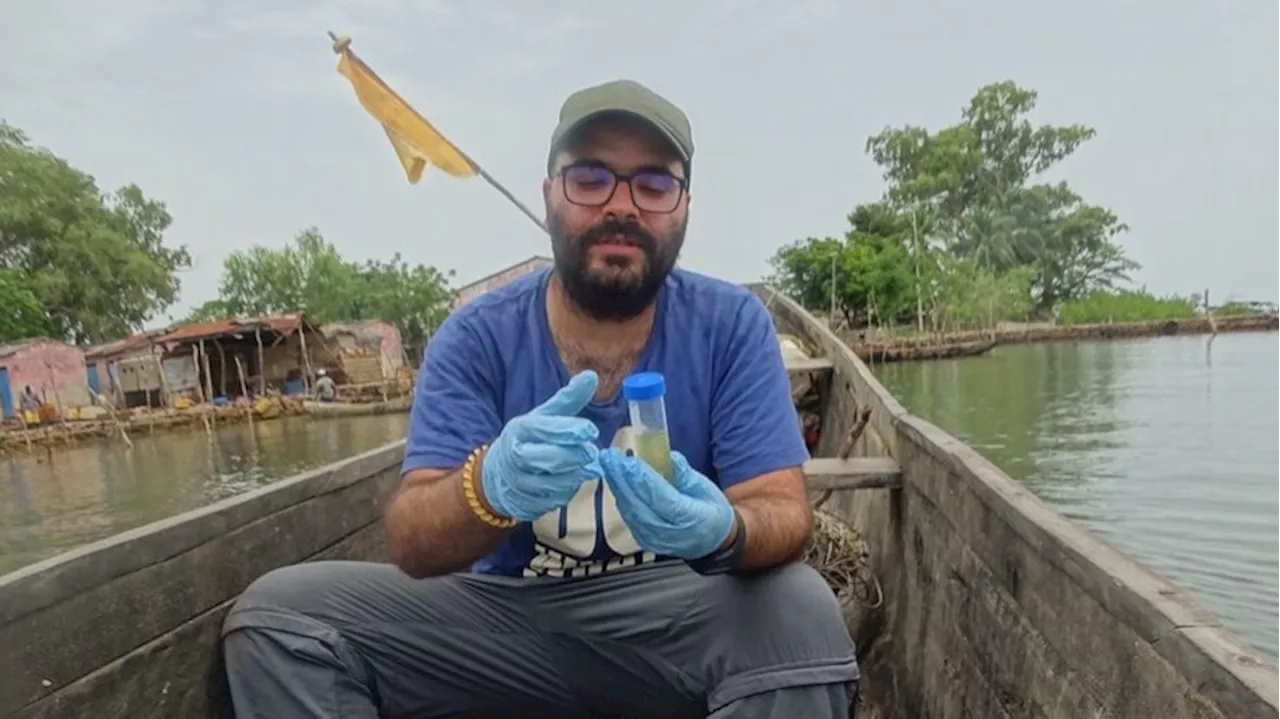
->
xmin=547 ymin=211 xmax=686 ymax=322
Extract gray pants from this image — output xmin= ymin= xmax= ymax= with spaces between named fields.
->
xmin=221 ymin=559 xmax=859 ymax=718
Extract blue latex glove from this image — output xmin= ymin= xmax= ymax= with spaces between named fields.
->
xmin=481 ymin=370 xmax=603 ymax=522
xmin=598 ymin=448 xmax=736 ymax=560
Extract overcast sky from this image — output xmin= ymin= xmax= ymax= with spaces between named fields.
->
xmin=2 ymin=0 xmax=1276 ymax=323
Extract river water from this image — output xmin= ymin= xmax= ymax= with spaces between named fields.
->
xmin=0 ymin=414 xmax=410 ymax=576
xmin=874 ymin=331 xmax=1279 ymax=662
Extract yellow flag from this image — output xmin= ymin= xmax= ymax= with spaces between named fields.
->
xmin=335 ymin=48 xmax=477 ymax=181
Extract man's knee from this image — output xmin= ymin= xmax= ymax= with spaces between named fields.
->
xmin=222 ymin=562 xmax=355 ymax=649
xmin=222 ymin=563 xmax=367 ymax=678
xmin=734 ymin=562 xmax=851 ymax=637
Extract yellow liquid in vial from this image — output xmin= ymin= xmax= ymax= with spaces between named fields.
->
xmin=633 ymin=430 xmax=674 ymax=482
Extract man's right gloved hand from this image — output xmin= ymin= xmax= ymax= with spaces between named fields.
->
xmin=480 ymin=370 xmax=602 ymax=522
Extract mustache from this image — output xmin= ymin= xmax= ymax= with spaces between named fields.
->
xmin=578 ymin=218 xmax=658 ymax=253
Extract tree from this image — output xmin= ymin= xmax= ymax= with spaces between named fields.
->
xmin=347 ymin=254 xmax=455 ymax=351
xmin=860 ymin=81 xmax=1135 ymax=317
xmin=217 ymin=228 xmax=359 ymax=321
xmin=770 ymin=203 xmax=917 ymax=328
xmin=0 ymin=122 xmax=191 ymax=343
xmin=0 ymin=269 xmax=54 ymax=341
xmin=192 ymin=228 xmax=457 ymax=351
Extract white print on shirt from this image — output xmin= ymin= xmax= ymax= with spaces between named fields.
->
xmin=523 ymin=426 xmax=657 ymax=578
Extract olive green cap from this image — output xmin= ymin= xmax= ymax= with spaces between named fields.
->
xmin=547 ymin=79 xmax=694 ymax=175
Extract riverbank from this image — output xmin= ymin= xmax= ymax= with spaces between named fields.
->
xmin=0 ymin=399 xmax=299 ymax=455
xmin=0 ymin=376 xmax=416 ymax=455
xmin=845 ymin=312 xmax=1278 ymax=363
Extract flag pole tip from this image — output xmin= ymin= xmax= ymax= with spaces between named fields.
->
xmin=328 ymin=31 xmax=352 ymax=54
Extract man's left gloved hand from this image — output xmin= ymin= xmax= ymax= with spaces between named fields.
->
xmin=598 ymin=448 xmax=736 ymax=560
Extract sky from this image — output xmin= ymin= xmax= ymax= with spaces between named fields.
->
xmin=2 ymin=0 xmax=1276 ymax=324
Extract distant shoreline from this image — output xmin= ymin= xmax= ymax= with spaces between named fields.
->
xmin=845 ymin=313 xmax=1278 ymax=363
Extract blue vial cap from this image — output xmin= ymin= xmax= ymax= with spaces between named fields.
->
xmin=622 ymin=371 xmax=665 ymax=401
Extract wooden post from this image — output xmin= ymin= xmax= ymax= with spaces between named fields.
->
xmin=234 ymin=355 xmax=254 ymax=431
xmin=199 ymin=340 xmax=214 ymax=402
xmin=298 ymin=325 xmax=314 ymax=395
xmin=16 ymin=409 xmax=32 ymax=452
xmin=378 ymin=347 xmax=389 ymax=402
xmin=42 ymin=375 xmax=71 ymax=446
xmin=193 ymin=344 xmax=212 ymax=434
xmin=200 ymin=341 xmax=216 ymax=428
xmin=190 ymin=346 xmax=204 ymax=402
xmin=92 ymin=388 xmax=132 ymax=448
xmin=255 ymin=326 xmax=266 ymax=391
xmin=153 ymin=352 xmax=171 ymax=408
xmin=214 ymin=339 xmax=228 ymax=397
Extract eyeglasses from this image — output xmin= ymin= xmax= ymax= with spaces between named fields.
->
xmin=558 ymin=163 xmax=687 ymax=214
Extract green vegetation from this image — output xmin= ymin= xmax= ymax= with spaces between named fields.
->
xmin=0 ymin=122 xmax=191 ymax=344
xmin=184 ymin=228 xmax=456 ymax=352
xmin=770 ymin=81 xmax=1144 ymax=332
xmin=1056 ymin=290 xmax=1196 ymax=325
xmin=1 ymin=121 xmax=457 ymax=351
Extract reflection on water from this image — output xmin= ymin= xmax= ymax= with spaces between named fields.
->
xmin=0 ymin=414 xmax=410 ymax=576
xmin=875 ymin=332 xmax=1279 ymax=661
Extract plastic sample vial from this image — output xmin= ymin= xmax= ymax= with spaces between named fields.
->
xmin=622 ymin=371 xmax=674 ymax=482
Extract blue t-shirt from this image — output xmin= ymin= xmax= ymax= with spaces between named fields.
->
xmin=401 ymin=266 xmax=809 ymax=578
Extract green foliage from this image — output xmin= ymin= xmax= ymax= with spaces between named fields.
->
xmin=1056 ymin=290 xmax=1196 ymax=325
xmin=191 ymin=228 xmax=456 ymax=351
xmin=777 ymin=80 xmax=1141 ymax=326
xmin=0 ymin=122 xmax=191 ymax=344
xmin=1212 ymin=301 xmax=1271 ymax=317
xmin=0 ymin=269 xmax=54 ymax=341
xmin=769 ymin=202 xmax=917 ymax=327
xmin=930 ymin=257 xmax=1036 ymax=331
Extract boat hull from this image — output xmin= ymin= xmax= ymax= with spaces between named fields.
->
xmin=755 ymin=284 xmax=1278 ymax=719
xmin=0 ymin=444 xmax=402 ymax=718
xmin=302 ymin=394 xmax=413 ymax=417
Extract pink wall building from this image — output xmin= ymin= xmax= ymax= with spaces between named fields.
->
xmin=0 ymin=339 xmax=91 ymax=418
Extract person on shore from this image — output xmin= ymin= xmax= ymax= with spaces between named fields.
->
xmin=312 ymin=369 xmax=337 ymax=403
xmin=221 ymin=79 xmax=859 ymax=718
xmin=19 ymin=386 xmax=41 ymax=425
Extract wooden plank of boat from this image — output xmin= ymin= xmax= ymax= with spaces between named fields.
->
xmin=784 ymin=356 xmax=835 ymax=374
xmin=803 ymin=456 xmax=902 ymax=490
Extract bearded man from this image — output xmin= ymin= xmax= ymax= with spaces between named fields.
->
xmin=222 ymin=79 xmax=860 ymax=718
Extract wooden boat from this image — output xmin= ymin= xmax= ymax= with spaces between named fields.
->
xmin=851 ymin=337 xmax=998 ymax=363
xmin=301 ymin=394 xmax=413 ymax=417
xmin=0 ymin=285 xmax=1274 ymax=718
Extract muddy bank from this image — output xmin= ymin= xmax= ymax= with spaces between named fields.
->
xmin=846 ymin=312 xmax=1277 ymax=362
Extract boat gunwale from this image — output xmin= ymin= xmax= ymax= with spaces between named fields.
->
xmin=751 ymin=284 xmax=1279 ymax=712
xmin=0 ymin=440 xmax=405 ymax=625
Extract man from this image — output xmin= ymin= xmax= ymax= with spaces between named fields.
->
xmin=222 ymin=79 xmax=859 ymax=718
xmin=313 ymin=369 xmax=337 ymax=402
xmin=19 ymin=386 xmax=41 ymax=425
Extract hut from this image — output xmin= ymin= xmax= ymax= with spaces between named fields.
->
xmin=0 ymin=338 xmax=90 ymax=419
xmin=319 ymin=320 xmax=406 ymax=385
xmin=82 ymin=330 xmax=169 ymax=408
xmin=452 ymin=255 xmax=552 ymax=310
xmin=153 ymin=315 xmax=327 ymax=401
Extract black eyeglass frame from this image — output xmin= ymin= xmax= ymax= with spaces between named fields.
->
xmin=556 ymin=162 xmax=689 ymax=215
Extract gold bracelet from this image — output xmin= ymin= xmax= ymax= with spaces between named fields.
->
xmin=462 ymin=444 xmax=518 ymax=529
